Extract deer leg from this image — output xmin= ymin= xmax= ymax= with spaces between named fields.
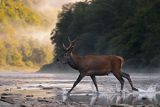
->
xmin=90 ymin=75 xmax=99 ymax=92
xmin=67 ymin=74 xmax=84 ymax=94
xmin=121 ymin=72 xmax=138 ymax=91
xmin=113 ymin=73 xmax=124 ymax=90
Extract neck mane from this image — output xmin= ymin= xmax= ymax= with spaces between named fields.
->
xmin=68 ymin=52 xmax=79 ymax=70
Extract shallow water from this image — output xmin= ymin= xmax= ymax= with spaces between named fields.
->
xmin=0 ymin=72 xmax=160 ymax=106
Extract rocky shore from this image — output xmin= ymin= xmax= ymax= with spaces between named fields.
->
xmin=0 ymin=73 xmax=159 ymax=107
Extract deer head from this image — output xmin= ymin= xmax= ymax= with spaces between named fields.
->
xmin=58 ymin=37 xmax=77 ymax=64
xmin=62 ymin=37 xmax=77 ymax=53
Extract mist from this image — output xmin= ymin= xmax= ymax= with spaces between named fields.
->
xmin=19 ymin=0 xmax=81 ymax=44
xmin=0 ymin=0 xmax=85 ymax=71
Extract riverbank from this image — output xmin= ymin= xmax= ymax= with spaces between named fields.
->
xmin=0 ymin=66 xmax=39 ymax=73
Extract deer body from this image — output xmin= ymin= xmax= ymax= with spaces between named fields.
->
xmin=61 ymin=37 xmax=138 ymax=94
xmin=69 ymin=53 xmax=123 ymax=76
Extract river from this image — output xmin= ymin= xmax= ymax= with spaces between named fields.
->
xmin=0 ymin=72 xmax=159 ymax=107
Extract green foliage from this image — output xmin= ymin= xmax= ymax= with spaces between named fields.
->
xmin=51 ymin=0 xmax=160 ymax=68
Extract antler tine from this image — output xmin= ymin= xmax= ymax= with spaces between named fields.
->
xmin=67 ymin=36 xmax=74 ymax=49
xmin=62 ymin=43 xmax=67 ymax=50
xmin=68 ymin=36 xmax=71 ymax=43
xmin=73 ymin=37 xmax=79 ymax=43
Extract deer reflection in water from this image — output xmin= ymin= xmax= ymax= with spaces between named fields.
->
xmin=61 ymin=91 xmax=160 ymax=106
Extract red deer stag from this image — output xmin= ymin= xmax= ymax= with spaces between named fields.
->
xmin=60 ymin=37 xmax=138 ymax=94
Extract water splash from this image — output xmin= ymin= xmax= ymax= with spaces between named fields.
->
xmin=62 ymin=88 xmax=68 ymax=102
xmin=90 ymin=94 xmax=98 ymax=105
xmin=138 ymin=84 xmax=157 ymax=93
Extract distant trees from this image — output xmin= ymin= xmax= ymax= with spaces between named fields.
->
xmin=0 ymin=0 xmax=53 ymax=68
xmin=51 ymin=0 xmax=160 ymax=68
xmin=0 ymin=35 xmax=52 ymax=67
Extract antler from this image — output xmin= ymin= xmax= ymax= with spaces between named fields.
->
xmin=62 ymin=37 xmax=72 ymax=51
xmin=68 ymin=36 xmax=78 ymax=43
xmin=72 ymin=37 xmax=78 ymax=43
xmin=62 ymin=36 xmax=77 ymax=51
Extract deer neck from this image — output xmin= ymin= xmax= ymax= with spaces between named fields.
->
xmin=68 ymin=52 xmax=78 ymax=70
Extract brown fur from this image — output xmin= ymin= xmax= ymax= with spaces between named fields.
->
xmin=72 ymin=54 xmax=123 ymax=76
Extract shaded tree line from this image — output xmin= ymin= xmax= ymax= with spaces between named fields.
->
xmin=51 ymin=0 xmax=160 ymax=69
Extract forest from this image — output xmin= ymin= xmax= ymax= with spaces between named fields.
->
xmin=50 ymin=0 xmax=160 ymax=69
xmin=0 ymin=0 xmax=53 ymax=71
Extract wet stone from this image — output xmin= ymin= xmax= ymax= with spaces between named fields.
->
xmin=37 ymin=85 xmax=43 ymax=88
xmin=26 ymin=95 xmax=34 ymax=97
xmin=37 ymin=98 xmax=50 ymax=103
xmin=1 ymin=93 xmax=13 ymax=96
xmin=0 ymin=93 xmax=24 ymax=104
xmin=20 ymin=104 xmax=27 ymax=107
xmin=143 ymin=104 xmax=156 ymax=107
xmin=0 ymin=100 xmax=12 ymax=107
xmin=111 ymin=104 xmax=133 ymax=107
xmin=17 ymin=87 xmax=21 ymax=89
xmin=4 ymin=89 xmax=9 ymax=91
xmin=42 ymin=87 xmax=54 ymax=90
xmin=80 ymin=103 xmax=90 ymax=107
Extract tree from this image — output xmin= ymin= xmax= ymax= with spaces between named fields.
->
xmin=51 ymin=0 xmax=160 ymax=69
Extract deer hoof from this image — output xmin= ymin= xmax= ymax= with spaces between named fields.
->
xmin=132 ymin=87 xmax=138 ymax=91
xmin=96 ymin=92 xmax=100 ymax=95
xmin=66 ymin=92 xmax=71 ymax=96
